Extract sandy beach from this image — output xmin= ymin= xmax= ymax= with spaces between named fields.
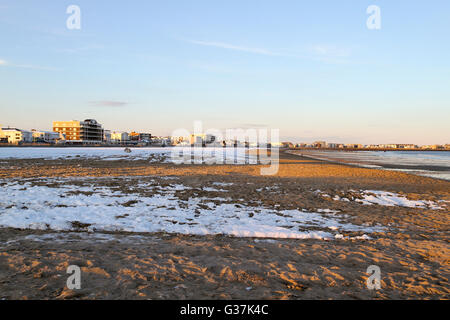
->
xmin=0 ymin=151 xmax=449 ymax=299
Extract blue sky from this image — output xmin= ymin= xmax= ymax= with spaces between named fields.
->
xmin=0 ymin=0 xmax=449 ymax=144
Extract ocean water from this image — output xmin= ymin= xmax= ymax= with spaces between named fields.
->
xmin=294 ymin=151 xmax=450 ymax=181
xmin=366 ymin=151 xmax=450 ymax=167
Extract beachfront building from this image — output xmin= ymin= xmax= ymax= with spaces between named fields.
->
xmin=190 ymin=134 xmax=204 ymax=146
xmin=188 ymin=134 xmax=216 ymax=146
xmin=170 ymin=136 xmax=192 ymax=146
xmin=326 ymin=143 xmax=340 ymax=148
xmin=281 ymin=142 xmax=295 ymax=148
xmin=31 ymin=130 xmax=65 ymax=144
xmin=345 ymin=144 xmax=364 ymax=149
xmin=103 ymin=130 xmax=111 ymax=143
xmin=53 ymin=119 xmax=104 ymax=144
xmin=398 ymin=144 xmax=418 ymax=149
xmin=379 ymin=144 xmax=399 ymax=149
xmin=295 ymin=143 xmax=314 ymax=148
xmin=313 ymin=141 xmax=327 ymax=148
xmin=139 ymin=133 xmax=152 ymax=143
xmin=111 ymin=131 xmax=129 ymax=144
xmin=129 ymin=132 xmax=140 ymax=141
xmin=0 ymin=127 xmax=33 ymax=144
xmin=421 ymin=145 xmax=444 ymax=150
xmin=151 ymin=136 xmax=176 ymax=146
xmin=129 ymin=132 xmax=152 ymax=144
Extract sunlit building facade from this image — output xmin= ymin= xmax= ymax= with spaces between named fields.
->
xmin=0 ymin=127 xmax=33 ymax=144
xmin=53 ymin=119 xmax=104 ymax=144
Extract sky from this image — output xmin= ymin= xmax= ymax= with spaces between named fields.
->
xmin=0 ymin=0 xmax=449 ymax=144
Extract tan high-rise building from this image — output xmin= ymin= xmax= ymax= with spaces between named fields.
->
xmin=53 ymin=119 xmax=104 ymax=143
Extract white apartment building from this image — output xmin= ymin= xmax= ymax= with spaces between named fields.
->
xmin=103 ymin=130 xmax=111 ymax=143
xmin=111 ymin=131 xmax=129 ymax=143
xmin=0 ymin=127 xmax=33 ymax=144
xmin=32 ymin=130 xmax=65 ymax=143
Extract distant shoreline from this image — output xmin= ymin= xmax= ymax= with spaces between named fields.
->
xmin=0 ymin=145 xmax=449 ymax=152
xmin=288 ymin=147 xmax=450 ymax=152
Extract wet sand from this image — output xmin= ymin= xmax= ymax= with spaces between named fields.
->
xmin=288 ymin=150 xmax=450 ymax=180
xmin=0 ymin=152 xmax=449 ymax=299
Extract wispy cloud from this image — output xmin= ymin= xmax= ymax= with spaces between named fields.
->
xmin=187 ymin=40 xmax=286 ymax=56
xmin=13 ymin=64 xmax=61 ymax=71
xmin=309 ymin=45 xmax=351 ymax=57
xmin=89 ymin=101 xmax=129 ymax=107
xmin=187 ymin=61 xmax=237 ymax=74
xmin=0 ymin=59 xmax=60 ymax=71
xmin=307 ymin=44 xmax=354 ymax=64
xmin=186 ymin=39 xmax=354 ymax=65
xmin=58 ymin=44 xmax=104 ymax=54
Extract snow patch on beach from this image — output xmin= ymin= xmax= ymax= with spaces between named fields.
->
xmin=212 ymin=182 xmax=234 ymax=187
xmin=0 ymin=147 xmax=256 ymax=164
xmin=0 ymin=179 xmax=383 ymax=240
xmin=202 ymin=187 xmax=228 ymax=192
xmin=355 ymin=190 xmax=444 ymax=209
xmin=0 ymin=147 xmax=171 ymax=161
xmin=316 ymin=189 xmax=445 ymax=210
